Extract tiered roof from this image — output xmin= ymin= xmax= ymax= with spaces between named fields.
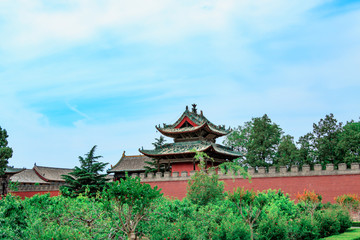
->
xmin=156 ymin=105 xmax=231 ymax=140
xmin=139 ymin=140 xmax=240 ymax=159
xmin=141 ymin=104 xmax=241 ymax=161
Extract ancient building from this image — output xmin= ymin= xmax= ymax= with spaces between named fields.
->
xmin=139 ymin=104 xmax=241 ymax=174
xmin=108 ymin=152 xmax=152 ymax=180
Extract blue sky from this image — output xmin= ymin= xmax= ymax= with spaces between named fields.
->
xmin=0 ymin=0 xmax=359 ymax=169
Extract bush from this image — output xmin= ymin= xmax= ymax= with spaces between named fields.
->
xmin=0 ymin=194 xmax=27 ymax=239
xmin=326 ymin=204 xmax=352 ymax=233
xmin=213 ymin=215 xmax=250 ymax=240
xmin=315 ymin=208 xmax=341 ymax=238
xmin=288 ymin=215 xmax=319 ymax=240
xmin=256 ymin=211 xmax=289 ymax=240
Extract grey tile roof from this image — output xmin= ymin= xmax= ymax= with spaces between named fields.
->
xmin=108 ymin=153 xmax=152 ymax=173
xmin=10 ymin=169 xmax=49 ymax=184
xmin=34 ymin=165 xmax=73 ymax=182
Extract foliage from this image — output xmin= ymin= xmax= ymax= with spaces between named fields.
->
xmin=0 ymin=126 xmax=13 ymax=177
xmin=144 ymin=136 xmax=170 ymax=173
xmin=0 ymin=190 xmax=353 ymax=239
xmin=312 ymin=113 xmax=343 ymax=167
xmin=296 ymin=189 xmax=322 ymax=222
xmin=256 ymin=212 xmax=289 ymax=240
xmin=245 ymin=114 xmax=283 ymax=167
xmin=275 ymin=135 xmax=299 ymax=168
xmin=228 ymin=188 xmax=268 ymax=240
xmin=218 ymin=161 xmax=251 ymax=181
xmin=288 ymin=215 xmax=320 ymax=240
xmin=223 ymin=122 xmax=252 ymax=164
xmin=224 ymin=114 xmax=283 ymax=168
xmin=315 ymin=208 xmax=341 ymax=238
xmin=336 ymin=121 xmax=360 ymax=166
xmin=102 ymin=175 xmax=162 ymax=239
xmin=336 ymin=194 xmax=360 ymax=210
xmin=61 ymin=145 xmax=108 ymax=198
xmin=0 ymin=126 xmax=13 ymax=196
xmin=297 ymin=132 xmax=316 ymax=167
xmin=186 ymin=151 xmax=225 ymax=205
xmin=0 ymin=194 xmax=27 ymax=239
xmin=225 ymin=113 xmax=360 ymax=170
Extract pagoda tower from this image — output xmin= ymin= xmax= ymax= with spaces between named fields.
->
xmin=139 ymin=104 xmax=241 ymax=174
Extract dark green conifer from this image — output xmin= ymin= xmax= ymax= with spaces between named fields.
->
xmin=61 ymin=145 xmax=108 ymax=198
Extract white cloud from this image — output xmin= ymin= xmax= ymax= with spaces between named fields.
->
xmin=0 ymin=0 xmax=325 ymax=61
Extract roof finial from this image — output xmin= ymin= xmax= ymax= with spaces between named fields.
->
xmin=122 ymin=151 xmax=126 ymax=157
xmin=200 ymin=110 xmax=203 ymax=116
xmin=192 ymin=104 xmax=197 ymax=114
xmin=186 ymin=105 xmax=189 ymax=111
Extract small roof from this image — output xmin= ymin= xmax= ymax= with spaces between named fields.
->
xmin=108 ymin=152 xmax=152 ymax=173
xmin=156 ymin=105 xmax=231 ymax=138
xmin=10 ymin=169 xmax=48 ymax=184
xmin=34 ymin=165 xmax=73 ymax=182
xmin=140 ymin=140 xmax=241 ymax=158
xmin=5 ymin=167 xmax=25 ymax=174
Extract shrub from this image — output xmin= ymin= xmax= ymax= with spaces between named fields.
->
xmin=213 ymin=215 xmax=250 ymax=240
xmin=315 ymin=208 xmax=341 ymax=238
xmin=325 ymin=204 xmax=352 ymax=233
xmin=186 ymin=152 xmax=225 ymax=206
xmin=0 ymin=194 xmax=27 ymax=239
xmin=288 ymin=215 xmax=319 ymax=240
xmin=256 ymin=213 xmax=289 ymax=240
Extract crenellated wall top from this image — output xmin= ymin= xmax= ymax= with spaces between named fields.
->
xmin=137 ymin=163 xmax=360 ymax=182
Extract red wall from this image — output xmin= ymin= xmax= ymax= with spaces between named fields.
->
xmin=171 ymin=162 xmax=216 ymax=174
xmin=145 ymin=174 xmax=360 ymax=203
xmin=11 ymin=191 xmax=61 ymax=199
xmin=172 ymin=163 xmax=194 ymax=174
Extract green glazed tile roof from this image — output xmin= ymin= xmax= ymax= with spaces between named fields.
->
xmin=140 ymin=140 xmax=241 ymax=157
xmin=156 ymin=107 xmax=231 ymax=136
xmin=5 ymin=167 xmax=25 ymax=174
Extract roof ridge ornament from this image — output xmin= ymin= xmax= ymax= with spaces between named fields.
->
xmin=192 ymin=104 xmax=197 ymax=114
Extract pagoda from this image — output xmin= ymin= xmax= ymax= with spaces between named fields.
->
xmin=139 ymin=104 xmax=241 ymax=174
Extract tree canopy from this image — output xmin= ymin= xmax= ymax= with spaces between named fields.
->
xmin=144 ymin=136 xmax=169 ymax=173
xmin=61 ymin=145 xmax=108 ymax=198
xmin=224 ymin=113 xmax=360 ymax=169
xmin=0 ymin=126 xmax=13 ymax=177
xmin=224 ymin=114 xmax=283 ymax=167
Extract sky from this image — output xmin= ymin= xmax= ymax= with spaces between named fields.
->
xmin=1 ymin=0 xmax=360 ymax=169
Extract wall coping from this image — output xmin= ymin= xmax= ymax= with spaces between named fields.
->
xmin=2 ymin=184 xmax=63 ymax=192
xmin=137 ymin=163 xmax=360 ymax=182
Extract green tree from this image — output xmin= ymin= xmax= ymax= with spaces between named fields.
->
xmin=275 ymin=135 xmax=299 ymax=168
xmin=336 ymin=121 xmax=360 ymax=166
xmin=228 ymin=188 xmax=268 ymax=240
xmin=186 ymin=151 xmax=225 ymax=205
xmin=297 ymin=132 xmax=316 ymax=167
xmin=102 ymin=176 xmax=162 ymax=240
xmin=312 ymin=113 xmax=343 ymax=166
xmin=144 ymin=136 xmax=169 ymax=173
xmin=0 ymin=126 xmax=13 ymax=197
xmin=61 ymin=145 xmax=108 ymax=198
xmin=246 ymin=114 xmax=283 ymax=167
xmin=0 ymin=127 xmax=13 ymax=177
xmin=224 ymin=114 xmax=283 ymax=167
xmin=223 ymin=122 xmax=252 ymax=165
